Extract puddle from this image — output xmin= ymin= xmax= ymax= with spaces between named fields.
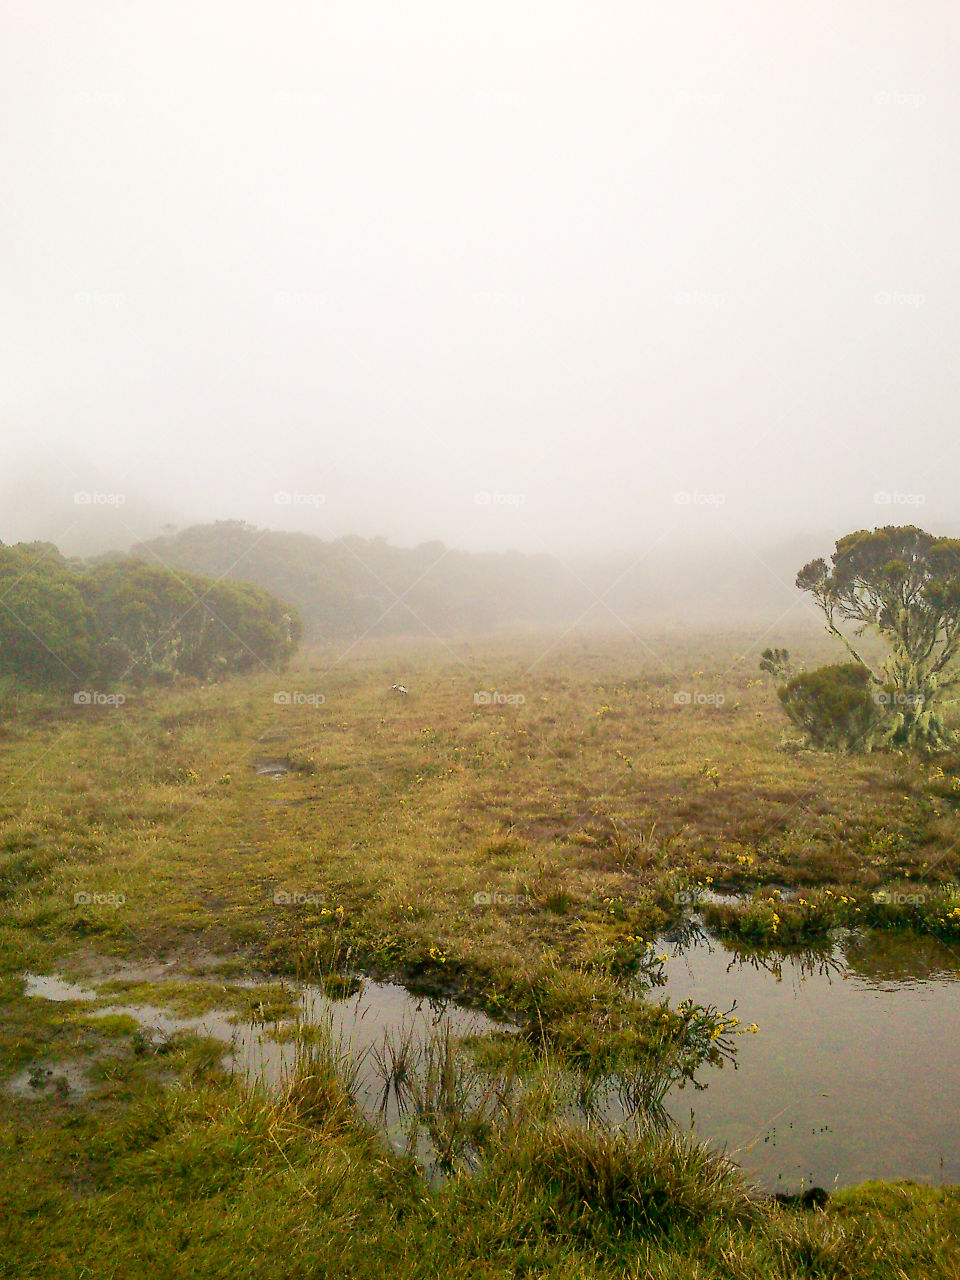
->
xmin=19 ymin=930 xmax=960 ymax=1192
xmin=694 ymin=887 xmax=798 ymax=908
xmin=254 ymin=757 xmax=292 ymax=777
xmin=23 ymin=974 xmax=97 ymax=1002
xmin=8 ymin=1059 xmax=93 ymax=1100
xmin=19 ymin=969 xmax=503 ymax=1161
xmin=229 ymin=982 xmax=503 ymax=1152
xmin=655 ymin=929 xmax=960 ymax=1190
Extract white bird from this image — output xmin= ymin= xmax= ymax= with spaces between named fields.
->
xmin=391 ymin=684 xmax=408 ymax=696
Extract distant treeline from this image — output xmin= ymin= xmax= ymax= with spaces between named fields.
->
xmin=0 ymin=522 xmax=833 ymax=689
xmin=130 ymin=522 xmax=594 ymax=640
xmin=129 ymin=521 xmax=823 ymax=641
xmin=0 ymin=541 xmax=299 ymax=685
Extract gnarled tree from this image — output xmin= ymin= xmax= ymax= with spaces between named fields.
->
xmin=797 ymin=526 xmax=960 ymax=749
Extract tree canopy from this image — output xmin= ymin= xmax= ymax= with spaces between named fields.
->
xmin=0 ymin=541 xmax=300 ymax=687
xmin=797 ymin=526 xmax=960 ymax=748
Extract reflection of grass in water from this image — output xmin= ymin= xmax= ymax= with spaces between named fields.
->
xmin=300 ymin=1012 xmax=764 ymax=1240
xmin=365 ymin=1012 xmax=741 ymax=1177
xmin=719 ymin=941 xmax=845 ymax=983
xmin=675 ymin=916 xmax=960 ymax=985
xmin=845 ymin=927 xmax=960 ymax=983
xmin=701 ymin=886 xmax=960 ymax=949
xmin=374 ymin=1021 xmax=503 ymax=1171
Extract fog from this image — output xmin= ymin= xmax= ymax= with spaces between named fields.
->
xmin=3 ymin=1 xmax=958 ymax=571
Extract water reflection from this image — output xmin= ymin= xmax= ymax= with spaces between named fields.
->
xmin=657 ymin=928 xmax=960 ymax=1190
xmin=20 ymin=926 xmax=960 ymax=1192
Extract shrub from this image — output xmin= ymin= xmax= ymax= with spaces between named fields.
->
xmin=777 ymin=663 xmax=892 ymax=753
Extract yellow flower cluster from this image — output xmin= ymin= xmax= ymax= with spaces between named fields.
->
xmin=711 ymin=1014 xmax=760 ymax=1039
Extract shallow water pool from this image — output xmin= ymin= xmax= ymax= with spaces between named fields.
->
xmin=657 ymin=929 xmax=960 ymax=1190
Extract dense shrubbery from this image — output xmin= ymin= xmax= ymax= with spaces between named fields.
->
xmin=0 ymin=543 xmax=98 ymax=683
xmin=777 ymin=662 xmax=893 ymax=752
xmin=0 ymin=541 xmax=300 ymax=686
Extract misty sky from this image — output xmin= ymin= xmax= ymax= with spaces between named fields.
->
xmin=2 ymin=1 xmax=958 ymax=560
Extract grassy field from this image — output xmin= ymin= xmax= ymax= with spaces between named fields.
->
xmin=2 ymin=625 xmax=959 ymax=1276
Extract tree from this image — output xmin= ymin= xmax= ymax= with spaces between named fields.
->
xmin=0 ymin=541 xmax=301 ymax=688
xmin=84 ymin=559 xmax=301 ymax=681
xmin=796 ymin=526 xmax=960 ymax=749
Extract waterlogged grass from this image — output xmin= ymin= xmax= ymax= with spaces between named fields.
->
xmin=91 ymin=977 xmax=299 ymax=1022
xmin=1 ymin=1021 xmax=957 ymax=1279
xmin=700 ymin=883 xmax=960 ymax=946
xmin=2 ymin=628 xmax=960 ymax=1275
